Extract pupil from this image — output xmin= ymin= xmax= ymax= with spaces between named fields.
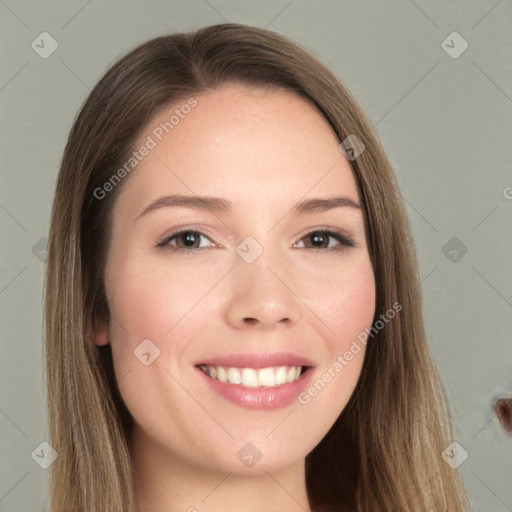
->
xmin=312 ymin=233 xmax=325 ymax=247
xmin=183 ymin=232 xmax=197 ymax=247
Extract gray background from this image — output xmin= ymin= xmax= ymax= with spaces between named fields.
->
xmin=1 ymin=1 xmax=511 ymax=510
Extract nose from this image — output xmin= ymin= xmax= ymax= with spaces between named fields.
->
xmin=223 ymin=247 xmax=303 ymax=330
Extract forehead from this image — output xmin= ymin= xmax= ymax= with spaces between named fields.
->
xmin=116 ymin=83 xmax=360 ymax=216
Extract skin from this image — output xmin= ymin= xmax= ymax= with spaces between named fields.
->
xmin=93 ymin=83 xmax=376 ymax=512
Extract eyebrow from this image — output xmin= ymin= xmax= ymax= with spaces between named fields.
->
xmin=134 ymin=193 xmax=362 ymax=223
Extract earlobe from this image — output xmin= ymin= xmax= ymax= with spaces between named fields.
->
xmin=93 ymin=323 xmax=109 ymax=346
xmin=91 ymin=309 xmax=110 ymax=346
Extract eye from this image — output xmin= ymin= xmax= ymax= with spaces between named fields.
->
xmin=156 ymin=229 xmax=215 ymax=252
xmin=156 ymin=227 xmax=355 ymax=254
xmin=294 ymin=228 xmax=355 ymax=252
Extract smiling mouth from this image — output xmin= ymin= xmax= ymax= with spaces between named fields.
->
xmin=196 ymin=364 xmax=310 ymax=388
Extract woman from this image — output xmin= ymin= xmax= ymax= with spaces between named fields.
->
xmin=44 ymin=23 xmax=469 ymax=511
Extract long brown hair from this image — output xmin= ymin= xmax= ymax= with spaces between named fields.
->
xmin=44 ymin=23 xmax=470 ymax=511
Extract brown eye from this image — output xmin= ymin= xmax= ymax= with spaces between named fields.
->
xmin=298 ymin=229 xmax=354 ymax=250
xmin=157 ymin=230 xmax=214 ymax=252
xmin=173 ymin=231 xmax=202 ymax=249
xmin=304 ymin=231 xmax=331 ymax=249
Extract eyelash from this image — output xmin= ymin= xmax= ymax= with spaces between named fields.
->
xmin=156 ymin=226 xmax=355 ymax=255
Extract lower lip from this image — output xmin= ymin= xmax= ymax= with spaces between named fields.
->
xmin=196 ymin=366 xmax=315 ymax=410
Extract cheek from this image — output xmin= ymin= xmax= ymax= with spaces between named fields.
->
xmin=107 ymin=253 xmax=216 ymax=339
xmin=309 ymin=256 xmax=376 ymax=347
xmin=105 ymin=253 xmax=227 ymax=396
xmin=104 ymin=256 xmax=187 ymax=386
xmin=104 ymin=256 xmax=204 ymax=431
xmin=302 ymin=257 xmax=375 ymax=407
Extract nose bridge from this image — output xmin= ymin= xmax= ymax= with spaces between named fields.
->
xmin=224 ymin=233 xmax=303 ymax=328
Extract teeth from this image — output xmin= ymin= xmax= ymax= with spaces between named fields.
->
xmin=274 ymin=366 xmax=288 ymax=385
xmin=257 ymin=367 xmax=274 ymax=386
xmin=217 ymin=366 xmax=227 ymax=383
xmin=227 ymin=367 xmax=242 ymax=384
xmin=200 ymin=365 xmax=304 ymax=387
xmin=241 ymin=368 xmax=258 ymax=387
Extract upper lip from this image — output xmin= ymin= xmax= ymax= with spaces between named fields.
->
xmin=195 ymin=352 xmax=315 ymax=369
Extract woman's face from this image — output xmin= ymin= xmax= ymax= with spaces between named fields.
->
xmin=94 ymin=83 xmax=376 ymax=475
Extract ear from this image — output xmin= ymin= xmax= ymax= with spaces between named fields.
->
xmin=91 ymin=303 xmax=110 ymax=347
xmin=92 ymin=318 xmax=109 ymax=346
